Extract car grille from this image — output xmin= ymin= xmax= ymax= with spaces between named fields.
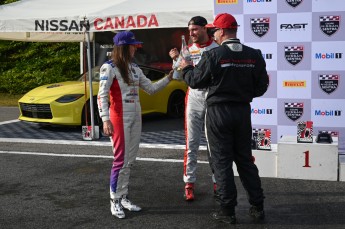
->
xmin=20 ymin=103 xmax=53 ymax=119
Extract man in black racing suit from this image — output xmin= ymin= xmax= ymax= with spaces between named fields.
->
xmin=180 ymin=13 xmax=269 ymax=224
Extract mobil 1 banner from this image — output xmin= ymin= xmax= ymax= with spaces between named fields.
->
xmin=311 ymin=41 xmax=345 ymax=71
xmin=311 ymin=99 xmax=345 ymax=128
xmin=251 ymin=98 xmax=277 ymax=126
xmin=311 ymin=71 xmax=345 ymax=99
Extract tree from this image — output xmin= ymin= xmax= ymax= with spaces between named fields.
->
xmin=0 ymin=0 xmax=80 ymax=94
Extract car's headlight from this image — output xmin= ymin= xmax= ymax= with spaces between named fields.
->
xmin=55 ymin=94 xmax=84 ymax=103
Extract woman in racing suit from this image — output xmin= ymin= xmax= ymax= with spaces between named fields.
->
xmin=97 ymin=31 xmax=173 ymax=219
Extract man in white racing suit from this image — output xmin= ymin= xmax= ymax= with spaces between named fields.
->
xmin=98 ymin=31 xmax=173 ymax=219
xmin=169 ymin=16 xmax=218 ymax=201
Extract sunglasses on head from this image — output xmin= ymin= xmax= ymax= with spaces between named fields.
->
xmin=209 ymin=28 xmax=221 ymax=36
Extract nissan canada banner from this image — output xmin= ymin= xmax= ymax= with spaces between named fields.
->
xmin=0 ymin=0 xmax=214 ymax=33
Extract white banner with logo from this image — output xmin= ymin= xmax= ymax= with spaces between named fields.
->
xmin=214 ymin=0 xmax=345 ymax=151
xmin=0 ymin=0 xmax=213 ymax=33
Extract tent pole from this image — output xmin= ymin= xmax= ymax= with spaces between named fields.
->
xmin=80 ymin=42 xmax=84 ymax=74
xmin=85 ymin=29 xmax=96 ymax=139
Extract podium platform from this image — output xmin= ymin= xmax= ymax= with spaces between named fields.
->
xmin=233 ymin=144 xmax=278 ymax=178
xmin=339 ymin=155 xmax=345 ymax=182
xmin=277 ymin=136 xmax=338 ymax=181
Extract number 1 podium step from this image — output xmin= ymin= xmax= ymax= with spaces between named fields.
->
xmin=277 ymin=135 xmax=338 ymax=181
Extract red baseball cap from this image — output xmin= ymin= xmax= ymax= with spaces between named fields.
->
xmin=206 ymin=13 xmax=238 ymax=29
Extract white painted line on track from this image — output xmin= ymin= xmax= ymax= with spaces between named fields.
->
xmin=0 ymin=150 xmax=208 ymax=164
xmin=0 ymin=150 xmax=112 ymax=158
xmin=136 ymin=157 xmax=208 ymax=164
xmin=0 ymin=119 xmax=20 ymax=125
xmin=0 ymin=138 xmax=207 ymax=150
xmin=0 ymin=137 xmax=111 ymax=146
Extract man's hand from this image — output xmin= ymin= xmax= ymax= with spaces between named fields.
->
xmin=179 ymin=57 xmax=193 ymax=70
xmin=103 ymin=120 xmax=113 ymax=136
xmin=169 ymin=48 xmax=179 ymax=60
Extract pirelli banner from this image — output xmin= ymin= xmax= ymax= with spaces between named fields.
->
xmin=214 ymin=0 xmax=345 ymax=151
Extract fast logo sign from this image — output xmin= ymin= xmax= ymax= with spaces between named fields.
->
xmin=319 ymin=16 xmax=340 ymax=36
xmin=251 ymin=17 xmax=270 ymax=37
xmin=285 ymin=102 xmax=304 ymax=121
xmin=285 ymin=46 xmax=304 ymax=66
xmin=318 ymin=74 xmax=339 ymax=94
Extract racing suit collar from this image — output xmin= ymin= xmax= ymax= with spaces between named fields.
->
xmin=221 ymin=38 xmax=240 ymax=45
xmin=194 ymin=38 xmax=215 ymax=48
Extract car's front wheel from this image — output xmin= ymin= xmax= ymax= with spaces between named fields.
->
xmin=167 ymin=90 xmax=185 ymax=118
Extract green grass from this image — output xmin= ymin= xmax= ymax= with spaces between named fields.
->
xmin=0 ymin=93 xmax=23 ymax=106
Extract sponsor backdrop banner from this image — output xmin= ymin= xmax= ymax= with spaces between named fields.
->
xmin=214 ymin=0 xmax=345 ymax=151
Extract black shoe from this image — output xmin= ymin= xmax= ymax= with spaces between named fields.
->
xmin=249 ymin=205 xmax=265 ymax=221
xmin=211 ymin=210 xmax=237 ymax=224
xmin=213 ymin=190 xmax=220 ymax=200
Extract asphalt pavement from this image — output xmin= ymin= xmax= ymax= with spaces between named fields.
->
xmin=1 ymin=106 xmax=345 ymax=228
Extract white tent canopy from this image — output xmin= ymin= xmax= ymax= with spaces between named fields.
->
xmin=0 ymin=0 xmax=213 ymax=41
xmin=0 ymin=0 xmax=213 ymax=139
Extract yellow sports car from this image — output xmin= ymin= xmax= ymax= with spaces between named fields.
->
xmin=18 ymin=65 xmax=187 ymax=127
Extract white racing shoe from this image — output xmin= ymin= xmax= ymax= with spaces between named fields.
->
xmin=110 ymin=199 xmax=125 ymax=219
xmin=121 ymin=196 xmax=142 ymax=212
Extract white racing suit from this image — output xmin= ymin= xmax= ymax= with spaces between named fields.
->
xmin=97 ymin=60 xmax=170 ymax=200
xmin=183 ymin=39 xmax=218 ymax=183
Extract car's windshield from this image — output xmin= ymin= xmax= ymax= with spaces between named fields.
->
xmin=78 ymin=66 xmax=101 ymax=82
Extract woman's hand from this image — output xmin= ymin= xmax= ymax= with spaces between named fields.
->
xmin=103 ymin=120 xmax=114 ymax=136
xmin=167 ymin=70 xmax=174 ymax=81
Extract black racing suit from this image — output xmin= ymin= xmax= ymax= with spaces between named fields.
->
xmin=182 ymin=38 xmax=269 ymax=213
